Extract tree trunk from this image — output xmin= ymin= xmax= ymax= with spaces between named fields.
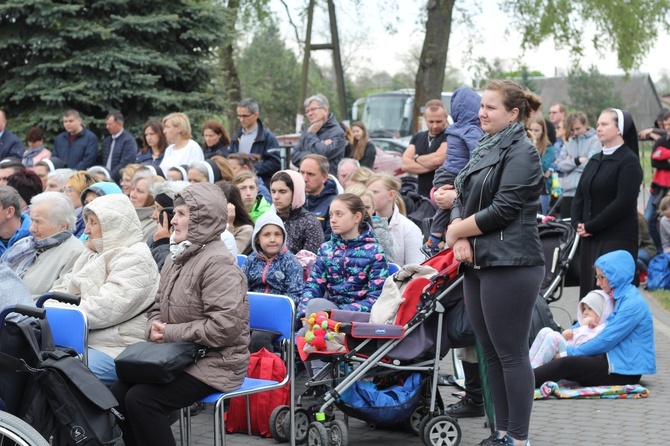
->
xmin=412 ymin=0 xmax=455 ymax=133
xmin=220 ymin=0 xmax=242 ymax=135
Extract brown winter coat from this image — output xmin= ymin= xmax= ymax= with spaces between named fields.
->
xmin=146 ymin=182 xmax=250 ymax=393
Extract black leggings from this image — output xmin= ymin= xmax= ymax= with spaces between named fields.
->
xmin=534 ymin=353 xmax=641 ymax=388
xmin=110 ymin=373 xmax=216 ymax=446
xmin=463 ymin=264 xmax=544 ymax=441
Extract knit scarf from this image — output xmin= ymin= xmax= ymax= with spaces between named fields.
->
xmin=454 ymin=122 xmax=525 ymax=194
xmin=0 ymin=230 xmax=72 ymax=278
xmin=169 ymin=233 xmax=193 ymax=260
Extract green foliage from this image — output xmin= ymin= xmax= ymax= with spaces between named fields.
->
xmin=567 ymin=64 xmax=625 ymax=125
xmin=470 ymin=58 xmax=542 ymax=92
xmin=501 ymin=0 xmax=670 ymax=73
xmin=0 ymin=0 xmax=232 ymax=143
xmin=237 ymin=23 xmax=301 ymax=135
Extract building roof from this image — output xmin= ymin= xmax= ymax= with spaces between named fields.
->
xmin=532 ymin=74 xmax=665 ymax=128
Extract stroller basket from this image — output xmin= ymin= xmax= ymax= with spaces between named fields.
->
xmin=335 ymin=373 xmax=423 ymax=426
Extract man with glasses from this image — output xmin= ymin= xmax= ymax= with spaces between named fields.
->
xmin=229 ymin=98 xmax=281 ymax=189
xmin=291 ymin=93 xmax=345 ymax=176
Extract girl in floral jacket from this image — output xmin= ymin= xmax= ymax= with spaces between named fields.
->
xmin=297 ymin=193 xmax=389 ymax=318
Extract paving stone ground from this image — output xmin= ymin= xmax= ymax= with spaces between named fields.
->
xmin=169 ymin=285 xmax=669 ymax=446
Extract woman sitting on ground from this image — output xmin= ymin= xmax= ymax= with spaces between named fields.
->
xmin=1 ymin=191 xmax=84 ymax=300
xmin=111 ymin=183 xmax=249 ymax=446
xmin=533 ymin=250 xmax=655 ymax=387
xmin=50 ymin=194 xmax=160 ymax=386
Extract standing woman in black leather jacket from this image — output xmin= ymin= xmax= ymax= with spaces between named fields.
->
xmin=446 ymin=80 xmax=545 ymax=446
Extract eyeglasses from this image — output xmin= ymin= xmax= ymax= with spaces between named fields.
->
xmin=237 ymin=114 xmax=253 ymax=119
xmin=305 ymin=106 xmax=324 ymax=114
xmin=595 ymin=274 xmax=607 ymax=281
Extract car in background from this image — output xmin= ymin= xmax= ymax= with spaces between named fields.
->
xmin=371 ymin=136 xmax=411 ymax=178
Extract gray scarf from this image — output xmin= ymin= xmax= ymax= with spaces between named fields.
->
xmin=0 ymin=231 xmax=72 ymax=278
xmin=454 ymin=122 xmax=525 ymax=194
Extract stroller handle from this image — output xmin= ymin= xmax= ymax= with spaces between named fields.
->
xmin=35 ymin=292 xmax=81 ymax=308
xmin=0 ymin=305 xmax=46 ymax=333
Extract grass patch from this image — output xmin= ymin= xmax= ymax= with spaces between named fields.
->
xmin=648 ymin=289 xmax=670 ymax=312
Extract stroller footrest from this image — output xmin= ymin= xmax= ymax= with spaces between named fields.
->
xmin=345 ymin=322 xmax=404 ymax=339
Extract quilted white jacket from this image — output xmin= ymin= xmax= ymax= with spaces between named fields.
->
xmin=51 ymin=194 xmax=159 ymax=358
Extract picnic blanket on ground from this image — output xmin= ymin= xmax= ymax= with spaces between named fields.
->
xmin=534 ymin=381 xmax=649 ymax=399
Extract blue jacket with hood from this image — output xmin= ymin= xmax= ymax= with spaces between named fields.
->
xmin=567 ymin=250 xmax=656 ymax=376
xmin=241 ymin=212 xmax=303 ymax=306
xmin=437 ymin=87 xmax=484 ymax=183
xmin=0 ymin=214 xmax=31 ymax=256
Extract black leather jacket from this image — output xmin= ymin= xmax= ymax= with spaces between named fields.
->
xmin=450 ymin=126 xmax=545 ymax=268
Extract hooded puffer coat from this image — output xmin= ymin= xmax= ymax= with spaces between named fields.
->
xmin=146 ymin=182 xmax=250 ymax=393
xmin=50 ymin=194 xmax=159 ymax=358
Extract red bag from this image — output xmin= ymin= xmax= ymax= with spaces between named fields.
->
xmin=224 ymin=348 xmax=290 ymax=437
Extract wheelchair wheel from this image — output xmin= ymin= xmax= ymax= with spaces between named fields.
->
xmin=328 ymin=420 xmax=348 ymax=446
xmin=286 ymin=407 xmax=310 ymax=445
xmin=269 ymin=405 xmax=290 ymax=443
xmin=0 ymin=411 xmax=49 ymax=446
xmin=306 ymin=422 xmax=329 ymax=446
xmin=422 ymin=415 xmax=461 ymax=446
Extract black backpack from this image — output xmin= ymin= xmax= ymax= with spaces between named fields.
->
xmin=0 ymin=317 xmax=123 ymax=445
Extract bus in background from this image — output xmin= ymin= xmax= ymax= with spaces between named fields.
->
xmin=351 ymin=89 xmax=454 ymax=138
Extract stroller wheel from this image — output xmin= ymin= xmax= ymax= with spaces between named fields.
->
xmin=422 ymin=415 xmax=461 ymax=446
xmin=269 ymin=405 xmax=290 ymax=443
xmin=328 ymin=420 xmax=348 ymax=446
xmin=403 ymin=403 xmax=429 ymax=436
xmin=287 ymin=408 xmax=311 ymax=445
xmin=307 ymin=422 xmax=330 ymax=446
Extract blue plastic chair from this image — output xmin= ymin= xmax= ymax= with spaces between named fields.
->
xmin=389 ymin=263 xmax=400 ymax=275
xmin=35 ymin=293 xmax=88 ymax=365
xmin=236 ymin=254 xmax=247 ymax=268
xmin=180 ymin=292 xmax=295 ymax=446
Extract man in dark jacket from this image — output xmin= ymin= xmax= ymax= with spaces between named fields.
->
xmin=99 ymin=112 xmax=138 ymax=183
xmin=228 ymin=98 xmax=281 ymax=189
xmin=301 ymin=154 xmax=337 ymax=241
xmin=52 ymin=109 xmax=98 ymax=170
xmin=0 ymin=110 xmax=24 ymax=161
xmin=291 ymin=94 xmax=346 ymax=176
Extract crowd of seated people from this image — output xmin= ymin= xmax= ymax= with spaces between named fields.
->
xmin=0 ymin=92 xmax=663 ymax=446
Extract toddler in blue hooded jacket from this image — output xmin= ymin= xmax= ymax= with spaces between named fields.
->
xmin=423 ymin=87 xmax=484 ymax=257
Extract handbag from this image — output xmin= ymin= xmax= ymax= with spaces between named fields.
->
xmin=114 ymin=341 xmax=208 ymax=384
xmin=446 ymin=298 xmax=475 ymax=349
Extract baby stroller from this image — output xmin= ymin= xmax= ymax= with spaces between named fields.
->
xmin=537 ymin=218 xmax=580 ymax=303
xmin=273 ymin=249 xmax=467 ymax=446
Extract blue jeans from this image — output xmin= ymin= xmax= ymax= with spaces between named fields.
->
xmin=645 ymin=195 xmax=662 ymax=254
xmin=88 ymin=348 xmax=118 ymax=387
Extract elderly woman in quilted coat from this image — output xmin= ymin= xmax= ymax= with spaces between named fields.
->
xmin=50 ymin=193 xmax=159 ymax=386
xmin=110 ymin=182 xmax=250 ymax=446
